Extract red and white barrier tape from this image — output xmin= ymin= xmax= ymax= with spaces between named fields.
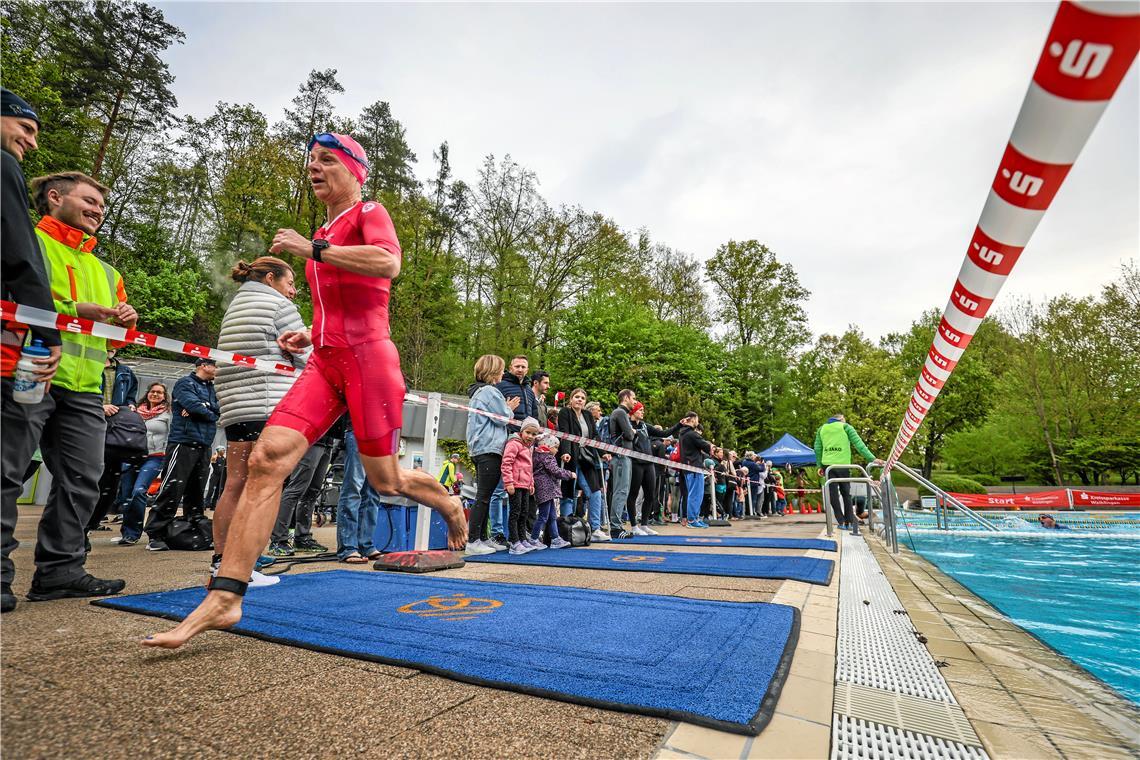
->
xmin=3 ymin=298 xmax=745 ymax=477
xmin=2 ymin=300 xmax=301 ymax=378
xmin=885 ymin=1 xmax=1140 ymax=471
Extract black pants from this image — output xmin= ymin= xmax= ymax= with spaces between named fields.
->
xmin=145 ymin=442 xmax=210 ymax=540
xmin=2 ymin=382 xmax=106 ymax=587
xmin=675 ymin=474 xmax=687 ymax=517
xmin=86 ymin=445 xmax=143 ymax=532
xmin=763 ymin=488 xmax=775 ymax=516
xmin=272 ymin=442 xmax=330 ymax=544
xmin=719 ymin=486 xmax=733 ymax=520
xmin=653 ymin=467 xmax=667 ymax=520
xmin=627 ymin=462 xmax=657 ymax=526
xmin=508 ymin=489 xmax=532 ymax=544
xmin=204 ymin=461 xmax=226 ymax=509
xmin=826 ymin=467 xmax=853 ymax=525
xmin=468 ymin=453 xmax=501 ymax=542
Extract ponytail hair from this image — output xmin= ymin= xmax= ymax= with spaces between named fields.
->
xmin=231 ymin=256 xmax=293 ymax=284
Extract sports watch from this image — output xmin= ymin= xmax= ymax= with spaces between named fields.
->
xmin=312 ymin=239 xmax=330 ymax=262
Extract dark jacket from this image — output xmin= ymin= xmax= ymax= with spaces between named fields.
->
xmin=1 ymin=149 xmax=60 ymax=353
xmin=533 ymin=449 xmax=574 ymax=506
xmin=743 ymin=459 xmax=764 ymax=486
xmin=105 ymin=360 xmax=138 ymax=407
xmin=169 ymin=371 xmax=220 ymax=446
xmin=609 ymin=404 xmax=635 ymax=451
xmin=679 ymin=424 xmax=712 ymax=468
xmin=631 ymin=420 xmax=680 ymax=457
xmin=557 ymin=406 xmax=602 ymax=496
xmin=496 ymin=372 xmax=538 ymax=422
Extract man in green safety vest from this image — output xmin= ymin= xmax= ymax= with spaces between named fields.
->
xmin=813 ymin=414 xmax=883 ymax=528
xmin=437 ymin=453 xmax=461 ymax=495
xmin=4 ymin=170 xmax=137 ymax=603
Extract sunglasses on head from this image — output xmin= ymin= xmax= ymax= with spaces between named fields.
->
xmin=308 ymin=133 xmax=370 ymax=170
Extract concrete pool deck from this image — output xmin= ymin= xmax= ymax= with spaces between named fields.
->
xmin=2 ymin=507 xmax=1137 ymax=759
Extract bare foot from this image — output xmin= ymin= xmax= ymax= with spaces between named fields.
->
xmin=443 ymin=495 xmax=469 ymax=550
xmin=141 ymin=591 xmax=243 ymax=649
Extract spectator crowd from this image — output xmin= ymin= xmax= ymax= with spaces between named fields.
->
xmin=1 ymin=85 xmax=860 ymax=617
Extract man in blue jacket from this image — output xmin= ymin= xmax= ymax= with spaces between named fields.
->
xmin=144 ymin=358 xmax=219 ymax=550
xmin=495 ymin=355 xmax=537 ymax=422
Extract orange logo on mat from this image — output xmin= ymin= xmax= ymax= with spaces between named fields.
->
xmin=397 ymin=593 xmax=502 ymax=621
xmin=612 ymin=555 xmax=665 ymax=564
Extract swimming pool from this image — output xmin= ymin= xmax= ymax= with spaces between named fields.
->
xmin=900 ymin=527 xmax=1140 ymax=705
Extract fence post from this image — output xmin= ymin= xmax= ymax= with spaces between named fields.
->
xmin=414 ymin=392 xmax=442 ymax=551
xmin=1066 ymin=488 xmax=1074 ymax=510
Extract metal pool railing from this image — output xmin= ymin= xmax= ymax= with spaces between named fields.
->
xmin=890 ymin=463 xmax=999 ymax=533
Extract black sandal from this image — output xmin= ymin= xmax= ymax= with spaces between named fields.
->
xmin=206 ymin=576 xmax=248 ymax=596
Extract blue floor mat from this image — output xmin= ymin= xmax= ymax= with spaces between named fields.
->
xmin=612 ymin=535 xmax=837 ymax=551
xmin=467 ymin=548 xmax=834 ymax=585
xmin=96 ymin=571 xmax=798 ymax=735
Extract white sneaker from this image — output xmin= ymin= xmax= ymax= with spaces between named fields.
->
xmin=465 ymin=541 xmax=495 ymax=556
xmin=642 ymin=526 xmax=659 ymax=536
xmin=248 ymin=570 xmax=280 ymax=588
xmin=549 ymin=537 xmax=571 ymax=549
xmin=508 ymin=542 xmax=533 ymax=555
xmin=530 ymin=539 xmax=548 ymax=551
xmin=485 ymin=539 xmax=508 ymax=552
xmin=591 ymin=529 xmax=612 ymax=542
xmin=631 ymin=525 xmax=648 ymax=536
xmin=211 ymin=559 xmax=280 ymax=588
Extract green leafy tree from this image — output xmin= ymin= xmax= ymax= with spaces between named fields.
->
xmin=885 ymin=311 xmax=999 ymax=478
xmin=355 ymin=100 xmax=418 ymax=200
xmin=704 ymin=239 xmax=810 ymax=352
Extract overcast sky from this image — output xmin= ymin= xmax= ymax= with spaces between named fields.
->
xmin=157 ymin=2 xmax=1138 ymax=342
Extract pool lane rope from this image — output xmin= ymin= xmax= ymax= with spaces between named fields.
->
xmin=885 ymin=1 xmax=1140 ymax=472
xmin=0 ymin=299 xmax=741 ymax=479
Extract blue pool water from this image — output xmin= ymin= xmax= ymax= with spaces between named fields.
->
xmin=903 ymin=530 xmax=1140 ymax=704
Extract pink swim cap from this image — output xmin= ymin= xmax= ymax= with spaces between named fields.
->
xmin=310 ymin=132 xmax=369 ymax=186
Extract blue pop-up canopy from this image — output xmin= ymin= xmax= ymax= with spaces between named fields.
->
xmin=756 ymin=433 xmax=816 ymax=466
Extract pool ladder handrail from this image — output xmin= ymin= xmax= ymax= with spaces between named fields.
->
xmin=890 ymin=461 xmax=1000 ymax=532
xmin=822 ymin=464 xmax=885 ymax=538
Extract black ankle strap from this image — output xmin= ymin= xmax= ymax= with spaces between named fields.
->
xmin=207 ymin=575 xmax=248 ymax=596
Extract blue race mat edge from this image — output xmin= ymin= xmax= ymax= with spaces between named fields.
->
xmin=92 ymin=576 xmax=801 ymax=736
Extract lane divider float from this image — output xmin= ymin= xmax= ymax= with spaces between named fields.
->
xmin=886 ymin=1 xmax=1140 ymax=471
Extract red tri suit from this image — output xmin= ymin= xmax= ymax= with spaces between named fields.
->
xmin=267 ymin=200 xmax=406 ymax=457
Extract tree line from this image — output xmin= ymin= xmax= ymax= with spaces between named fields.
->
xmin=3 ymin=0 xmax=1136 ymax=487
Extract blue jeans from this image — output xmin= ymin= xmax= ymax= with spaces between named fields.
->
xmin=122 ymin=455 xmax=165 ymax=541
xmin=684 ymin=473 xmax=705 ymax=522
xmin=114 ymin=461 xmax=135 ymax=511
xmin=490 ymin=479 xmax=506 ymax=537
xmin=560 ymin=465 xmax=577 ymax=517
xmin=336 ymin=430 xmax=379 ymax=558
xmin=578 ymin=469 xmax=605 ymax=530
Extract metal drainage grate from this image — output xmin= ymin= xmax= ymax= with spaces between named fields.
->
xmin=834 ymin=682 xmax=981 ymax=748
xmin=832 ymin=715 xmax=989 ymax=760
xmin=837 ymin=535 xmax=956 ymax=703
xmin=833 ymin=534 xmax=991 ymax=760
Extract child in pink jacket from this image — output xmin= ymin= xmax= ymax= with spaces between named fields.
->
xmin=501 ymin=417 xmax=541 ymax=555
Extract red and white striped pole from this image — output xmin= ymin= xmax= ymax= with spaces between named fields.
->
xmin=885 ymin=1 xmax=1140 ymax=471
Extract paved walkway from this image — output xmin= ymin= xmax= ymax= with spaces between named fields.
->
xmin=1 ymin=508 xmax=829 ymax=759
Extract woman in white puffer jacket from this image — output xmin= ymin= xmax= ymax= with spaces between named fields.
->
xmin=211 ymin=257 xmax=308 ymax=578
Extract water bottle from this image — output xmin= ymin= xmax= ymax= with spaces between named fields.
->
xmin=12 ymin=339 xmax=51 ymax=405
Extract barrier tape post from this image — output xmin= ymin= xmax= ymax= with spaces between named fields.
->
xmin=885 ymin=2 xmax=1140 ymax=472
xmin=415 ymin=392 xmax=443 ymax=551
